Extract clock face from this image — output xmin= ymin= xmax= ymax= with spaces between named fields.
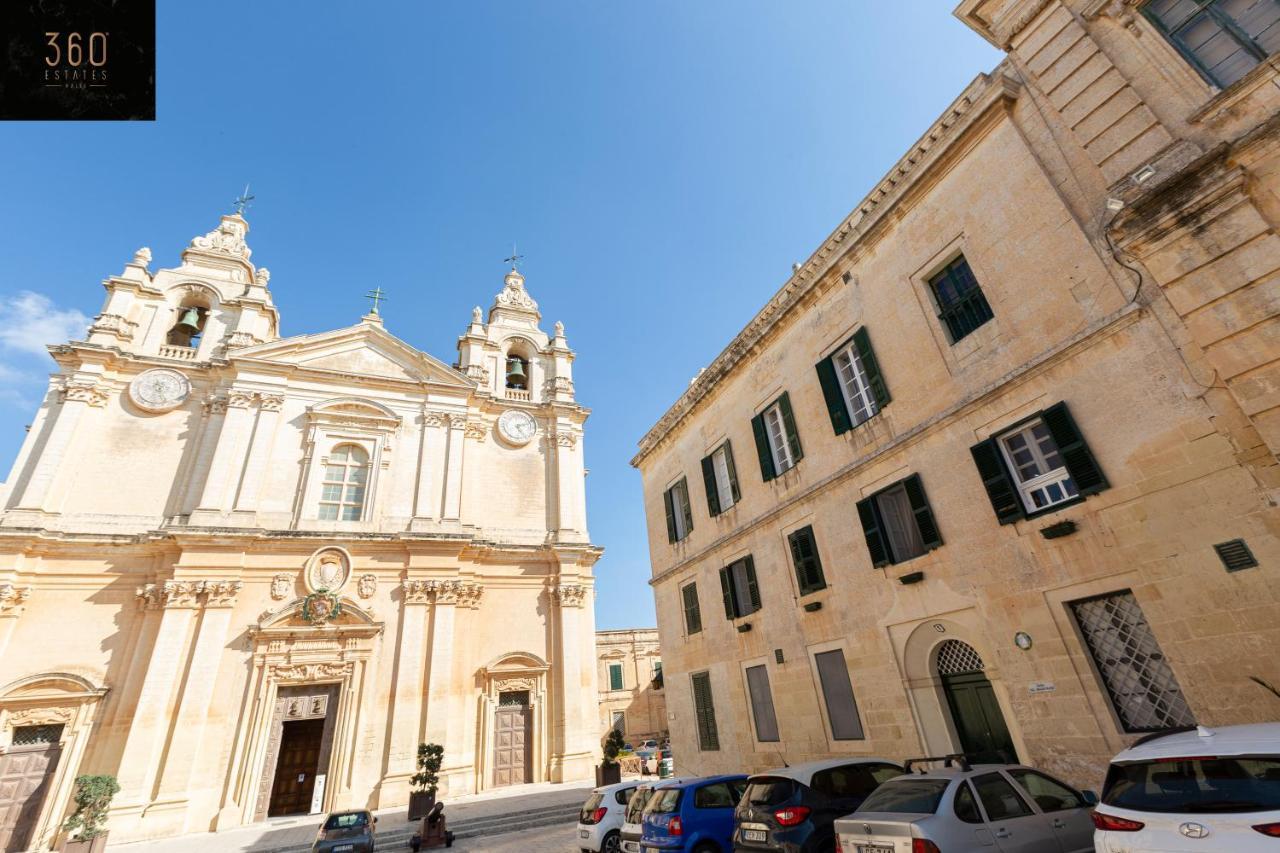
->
xmin=497 ymin=409 xmax=537 ymax=446
xmin=129 ymin=369 xmax=191 ymax=413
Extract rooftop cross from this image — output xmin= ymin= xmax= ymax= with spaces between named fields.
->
xmin=233 ymin=184 xmax=255 ymax=215
xmin=503 ymin=244 xmax=524 ymax=272
xmin=365 ymin=286 xmax=388 ymax=315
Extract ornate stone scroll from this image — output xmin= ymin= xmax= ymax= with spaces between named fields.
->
xmin=553 ymin=584 xmax=588 ymax=608
xmin=0 ymin=583 xmax=32 ymax=613
xmin=136 ymin=579 xmax=243 ymax=609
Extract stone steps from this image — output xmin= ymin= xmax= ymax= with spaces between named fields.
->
xmin=262 ymin=802 xmax=583 ymax=852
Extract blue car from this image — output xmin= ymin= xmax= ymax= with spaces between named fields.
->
xmin=641 ymin=774 xmax=749 ymax=852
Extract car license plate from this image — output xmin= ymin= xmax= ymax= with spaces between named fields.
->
xmin=743 ymin=829 xmax=767 ymax=842
xmin=333 ymin=846 xmax=354 ymax=853
xmin=857 ymin=845 xmax=893 ymax=853
xmin=580 ymin=829 xmax=590 ymax=838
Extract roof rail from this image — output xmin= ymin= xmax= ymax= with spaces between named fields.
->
xmin=903 ymin=754 xmax=972 ymax=774
xmin=1129 ymin=725 xmax=1198 ymax=748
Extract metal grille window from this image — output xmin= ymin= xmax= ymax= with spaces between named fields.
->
xmin=936 ymin=640 xmax=985 ymax=675
xmin=691 ymin=671 xmax=720 ymax=751
xmin=929 ymin=255 xmax=994 ymax=344
xmin=498 ymin=690 xmax=529 ymax=707
xmin=1071 ymin=591 xmax=1195 ymax=732
xmin=1144 ymin=0 xmax=1280 ymax=88
xmin=11 ymin=724 xmax=64 ymax=746
xmin=318 ymin=444 xmax=369 ymax=521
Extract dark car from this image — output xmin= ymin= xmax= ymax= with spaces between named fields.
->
xmin=733 ymin=758 xmax=903 ymax=853
xmin=313 ymin=809 xmax=377 ymax=853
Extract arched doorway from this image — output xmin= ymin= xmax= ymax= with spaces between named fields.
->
xmin=935 ymin=640 xmax=1016 ymax=764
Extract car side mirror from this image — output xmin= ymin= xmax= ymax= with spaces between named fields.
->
xmin=1081 ymin=790 xmax=1098 ymax=806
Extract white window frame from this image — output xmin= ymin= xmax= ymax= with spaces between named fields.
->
xmin=711 ymin=444 xmax=735 ymax=511
xmin=763 ymin=402 xmax=795 ymax=474
xmin=317 ymin=443 xmax=370 ymax=521
xmin=833 ymin=341 xmax=879 ymax=426
xmin=997 ymin=419 xmax=1078 ymax=513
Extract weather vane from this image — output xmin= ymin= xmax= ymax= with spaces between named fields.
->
xmin=233 ymin=183 xmax=255 ymax=215
xmin=503 ymin=243 xmax=524 ymax=272
xmin=365 ymin=286 xmax=388 ymax=315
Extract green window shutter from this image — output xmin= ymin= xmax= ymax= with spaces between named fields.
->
xmin=789 ymin=526 xmax=826 ymax=594
xmin=691 ymin=672 xmax=720 ymax=751
xmin=723 ymin=442 xmax=741 ymax=503
xmin=751 ymin=413 xmax=776 ymax=481
xmin=743 ymin=555 xmax=761 ymax=613
xmin=778 ymin=392 xmax=804 ymax=463
xmin=970 ymin=438 xmax=1024 ymax=524
xmin=852 ymin=327 xmax=891 ymax=408
xmin=682 ymin=583 xmax=702 ymax=634
xmin=815 ymin=355 xmax=853 ymax=435
xmin=903 ymin=474 xmax=943 ymax=551
xmin=719 ymin=567 xmax=735 ymax=619
xmin=678 ymin=478 xmax=695 ymax=535
xmin=609 ymin=664 xmax=623 ymax=691
xmin=856 ymin=497 xmax=891 ymax=567
xmin=701 ymin=454 xmax=721 ymax=517
xmin=663 ymin=487 xmax=678 ymax=542
xmin=1041 ymin=401 xmax=1109 ymax=497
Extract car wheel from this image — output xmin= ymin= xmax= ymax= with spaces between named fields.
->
xmin=602 ymin=831 xmax=622 ymax=853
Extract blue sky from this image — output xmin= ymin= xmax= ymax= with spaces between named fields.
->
xmin=0 ymin=2 xmax=1001 ymax=630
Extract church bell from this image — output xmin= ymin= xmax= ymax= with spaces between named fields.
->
xmin=505 ymin=357 xmax=527 ymax=386
xmin=173 ymin=307 xmax=203 ymax=337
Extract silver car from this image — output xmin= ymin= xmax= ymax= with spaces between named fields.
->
xmin=835 ymin=756 xmax=1096 ymax=853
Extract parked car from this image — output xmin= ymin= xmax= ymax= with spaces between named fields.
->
xmin=734 ymin=757 xmax=904 ymax=853
xmin=643 ymin=739 xmax=660 ymax=751
xmin=1093 ymin=723 xmax=1280 ymax=852
xmin=621 ymin=782 xmax=661 ymax=853
xmin=835 ymin=755 xmax=1095 ymax=853
xmin=642 ymin=774 xmax=748 ymax=852
xmin=579 ymin=780 xmax=640 ymax=853
xmin=312 ymin=809 xmax=377 ymax=853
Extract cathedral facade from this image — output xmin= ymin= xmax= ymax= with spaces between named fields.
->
xmin=0 ymin=213 xmax=601 ymax=849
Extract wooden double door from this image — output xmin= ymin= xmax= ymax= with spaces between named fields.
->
xmin=492 ymin=692 xmax=532 ymax=787
xmin=0 ymin=727 xmax=63 ymax=853
xmin=257 ymin=685 xmax=339 ymax=820
xmin=268 ymin=718 xmax=326 ymax=817
xmin=942 ymin=670 xmax=1017 ymax=765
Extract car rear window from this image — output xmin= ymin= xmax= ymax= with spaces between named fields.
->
xmin=744 ymin=777 xmax=797 ymax=806
xmin=1103 ymin=756 xmax=1280 ymax=813
xmin=625 ymin=788 xmax=653 ymax=823
xmin=581 ymin=792 xmax=604 ymax=820
xmin=647 ymin=788 xmax=683 ymax=814
xmin=323 ymin=812 xmax=368 ymax=830
xmin=857 ymin=779 xmax=950 ymax=815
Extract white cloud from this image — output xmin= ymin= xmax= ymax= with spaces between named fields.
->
xmin=0 ymin=291 xmax=91 ymax=356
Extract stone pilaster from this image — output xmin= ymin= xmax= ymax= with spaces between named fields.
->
xmin=442 ymin=414 xmax=467 ymax=522
xmin=193 ymin=390 xmax=256 ymax=517
xmin=549 ymin=581 xmax=593 ymax=782
xmin=383 ymin=579 xmax=433 ymax=801
xmin=552 ymin=427 xmax=588 ymax=542
xmin=0 ymin=583 xmax=33 ymax=659
xmin=233 ymin=394 xmax=284 ymax=514
xmin=13 ymin=379 xmax=108 ymax=512
xmin=411 ymin=411 xmax=447 ymax=523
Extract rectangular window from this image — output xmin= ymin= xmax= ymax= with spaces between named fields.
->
xmin=855 ymin=474 xmax=943 ymax=567
xmin=1144 ymin=0 xmax=1280 ymax=88
xmin=700 ymin=441 xmax=740 ymax=516
xmin=608 ymin=663 xmax=624 ymax=691
xmin=971 ymin=401 xmax=1109 ymax=523
xmin=787 ymin=525 xmax=827 ymax=595
xmin=1071 ymin=590 xmax=1195 ymax=733
xmin=815 ymin=327 xmax=890 ymax=435
xmin=663 ymin=477 xmax=694 ymax=543
xmin=691 ymin=671 xmax=720 ymax=751
xmin=611 ymin=710 xmax=625 ymax=732
xmin=814 ymin=649 xmax=865 ymax=740
xmin=744 ymin=665 xmax=780 ymax=742
xmin=719 ymin=556 xmax=761 ymax=619
xmin=928 ymin=255 xmax=994 ymax=344
xmin=681 ymin=582 xmax=703 ymax=634
xmin=751 ymin=392 xmax=803 ymax=481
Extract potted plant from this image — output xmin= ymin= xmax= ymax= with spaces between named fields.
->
xmin=408 ymin=743 xmax=444 ymax=821
xmin=596 ymin=728 xmax=623 ymax=786
xmin=61 ymin=774 xmax=120 ymax=853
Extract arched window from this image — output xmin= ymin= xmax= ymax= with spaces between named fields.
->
xmin=166 ymin=304 xmax=207 ymax=348
xmin=318 ymin=444 xmax=368 ymax=520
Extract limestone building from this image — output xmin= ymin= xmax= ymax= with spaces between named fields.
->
xmin=633 ymin=0 xmax=1280 ymax=788
xmin=0 ymin=213 xmax=602 ymax=850
xmin=596 ymin=629 xmax=666 ymax=745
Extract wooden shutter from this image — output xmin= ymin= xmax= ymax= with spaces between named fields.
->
xmin=778 ymin=392 xmax=804 ymax=463
xmin=751 ymin=412 xmax=776 ymax=481
xmin=745 ymin=665 xmax=780 ymax=742
xmin=789 ymin=526 xmax=826 ymax=594
xmin=815 ymin=355 xmax=853 ymax=435
xmin=678 ymin=478 xmax=695 ymax=535
xmin=970 ymin=438 xmax=1024 ymax=524
xmin=691 ymin=672 xmax=720 ymax=751
xmin=663 ymin=487 xmax=678 ymax=542
xmin=723 ymin=442 xmax=741 ymax=503
xmin=609 ymin=664 xmax=623 ymax=691
xmin=856 ymin=496 xmax=891 ymax=567
xmin=903 ymin=474 xmax=943 ymax=551
xmin=719 ymin=567 xmax=735 ymax=619
xmin=682 ymin=583 xmax=702 ymax=634
xmin=743 ymin=555 xmax=761 ymax=613
xmin=700 ymin=454 xmax=721 ymax=517
xmin=852 ymin=327 xmax=891 ymax=408
xmin=1041 ymin=401 xmax=1109 ymax=497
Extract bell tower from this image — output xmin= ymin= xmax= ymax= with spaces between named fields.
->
xmin=85 ymin=212 xmax=280 ymax=360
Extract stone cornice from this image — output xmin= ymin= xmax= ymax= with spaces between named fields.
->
xmin=632 ymin=70 xmax=1018 ymax=467
xmin=955 ymin=0 xmax=1056 ymax=49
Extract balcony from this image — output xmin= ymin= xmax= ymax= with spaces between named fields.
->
xmin=504 ymin=388 xmax=531 ymax=402
xmin=159 ymin=344 xmax=198 ymax=361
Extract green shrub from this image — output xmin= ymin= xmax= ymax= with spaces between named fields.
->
xmin=62 ymin=775 xmax=120 ymax=840
xmin=411 ymin=743 xmax=444 ymax=795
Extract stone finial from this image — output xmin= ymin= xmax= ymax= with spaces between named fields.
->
xmin=492 ymin=269 xmax=539 ymax=317
xmin=255 ymin=267 xmax=271 ymax=286
xmin=472 ymin=305 xmax=483 ymax=324
xmin=133 ymin=247 xmax=152 ymax=267
xmin=554 ymin=320 xmax=565 ymax=337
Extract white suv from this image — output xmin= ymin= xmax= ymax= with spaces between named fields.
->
xmin=576 ymin=780 xmax=638 ymax=853
xmin=1094 ymin=723 xmax=1280 ymax=852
